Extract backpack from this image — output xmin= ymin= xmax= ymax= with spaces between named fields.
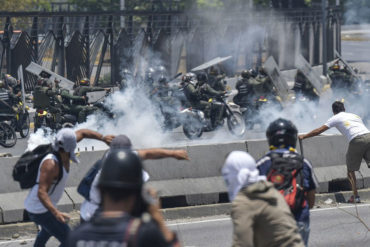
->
xmin=266 ymin=152 xmax=307 ymax=214
xmin=77 ymin=159 xmax=103 ymax=201
xmin=13 ymin=144 xmax=63 ymax=192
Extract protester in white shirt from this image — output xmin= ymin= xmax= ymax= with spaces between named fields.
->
xmin=25 ymin=128 xmax=114 ymax=247
xmin=299 ymin=101 xmax=370 ymax=203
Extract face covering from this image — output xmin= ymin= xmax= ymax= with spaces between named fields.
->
xmin=222 ymin=151 xmax=266 ymax=201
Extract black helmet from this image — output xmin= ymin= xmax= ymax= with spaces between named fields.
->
xmin=241 ymin=70 xmax=250 ymax=79
xmin=266 ymin=118 xmax=298 ymax=149
xmin=98 ymin=149 xmax=143 ymax=190
xmin=122 ymin=69 xmax=132 ymax=76
xmin=249 ymin=69 xmax=258 ymax=78
xmin=197 ymin=72 xmax=208 ymax=82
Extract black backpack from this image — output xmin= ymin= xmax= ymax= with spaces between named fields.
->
xmin=266 ymin=152 xmax=307 ymax=214
xmin=13 ymin=144 xmax=63 ymax=191
xmin=77 ymin=159 xmax=103 ymax=201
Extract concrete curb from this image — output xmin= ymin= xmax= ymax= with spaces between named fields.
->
xmin=1 ymin=188 xmax=370 ymax=240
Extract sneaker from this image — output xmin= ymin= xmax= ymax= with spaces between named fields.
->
xmin=347 ymin=195 xmax=361 ymax=203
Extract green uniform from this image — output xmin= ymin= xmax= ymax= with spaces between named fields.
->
xmin=74 ymin=86 xmax=105 ymax=97
xmin=198 ymin=83 xmax=225 ymax=125
xmin=328 ymin=69 xmax=356 ymax=92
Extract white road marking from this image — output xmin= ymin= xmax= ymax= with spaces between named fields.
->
xmin=311 ymin=203 xmax=370 ymax=212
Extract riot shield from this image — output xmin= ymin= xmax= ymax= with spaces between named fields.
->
xmin=191 ymin=56 xmax=232 ymax=72
xmin=294 ymin=54 xmax=323 ymax=95
xmin=86 ymin=91 xmax=107 ymax=104
xmin=334 ymin=50 xmax=360 ymax=79
xmin=26 ymin=62 xmax=75 ymax=91
xmin=263 ymin=56 xmax=290 ymax=101
xmin=17 ymin=65 xmax=26 ymax=113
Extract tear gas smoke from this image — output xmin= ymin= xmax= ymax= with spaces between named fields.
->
xmin=26 ymin=4 xmax=370 ymax=153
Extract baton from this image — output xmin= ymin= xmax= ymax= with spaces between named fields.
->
xmin=299 ymin=138 xmax=304 ymax=157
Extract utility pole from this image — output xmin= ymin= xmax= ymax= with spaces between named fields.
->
xmin=322 ymin=0 xmax=328 ymax=76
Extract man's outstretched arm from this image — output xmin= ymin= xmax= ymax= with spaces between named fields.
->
xmin=75 ymin=129 xmax=114 ymax=145
xmin=299 ymin=125 xmax=329 ymax=140
xmin=137 ymin=149 xmax=189 ymax=161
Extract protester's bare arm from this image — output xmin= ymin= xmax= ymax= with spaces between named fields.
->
xmin=75 ymin=129 xmax=114 ymax=145
xmin=299 ymin=125 xmax=329 ymax=140
xmin=146 ymin=188 xmax=179 ymax=246
xmin=307 ymin=190 xmax=316 ymax=209
xmin=37 ymin=160 xmax=70 ymax=223
xmin=137 ymin=149 xmax=189 ymax=160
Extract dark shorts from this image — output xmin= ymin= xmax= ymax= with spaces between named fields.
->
xmin=346 ymin=133 xmax=370 ymax=171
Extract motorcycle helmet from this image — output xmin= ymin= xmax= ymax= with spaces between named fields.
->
xmin=196 ymin=72 xmax=208 ymax=82
xmin=157 ymin=65 xmax=166 ymax=74
xmin=98 ymin=149 xmax=143 ymax=190
xmin=122 ymin=69 xmax=132 ymax=76
xmin=241 ymin=70 xmax=250 ymax=79
xmin=80 ymin=78 xmax=90 ymax=86
xmin=330 ymin=63 xmax=340 ymax=71
xmin=266 ymin=118 xmax=298 ymax=149
xmin=249 ymin=69 xmax=258 ymax=78
xmin=145 ymin=67 xmax=155 ymax=80
xmin=183 ymin=72 xmax=196 ymax=83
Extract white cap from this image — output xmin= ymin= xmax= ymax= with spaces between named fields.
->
xmin=53 ymin=128 xmax=79 ymax=163
xmin=222 ymin=151 xmax=266 ymax=201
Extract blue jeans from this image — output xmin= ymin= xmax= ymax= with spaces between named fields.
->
xmin=297 ymin=220 xmax=310 ymax=247
xmin=28 ymin=211 xmax=70 ymax=247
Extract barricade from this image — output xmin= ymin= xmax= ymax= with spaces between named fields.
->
xmin=0 ymin=135 xmax=369 ymax=224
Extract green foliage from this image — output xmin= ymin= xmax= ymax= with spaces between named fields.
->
xmin=0 ymin=0 xmax=51 ymax=11
xmin=196 ymin=0 xmax=224 ymax=9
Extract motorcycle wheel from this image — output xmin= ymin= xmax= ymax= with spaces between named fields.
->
xmin=62 ymin=122 xmax=75 ymax=129
xmin=34 ymin=116 xmax=42 ymax=133
xmin=182 ymin=116 xmax=203 ymax=140
xmin=227 ymin=111 xmax=246 ymax=137
xmin=0 ymin=122 xmax=17 ymax=148
xmin=19 ymin=111 xmax=30 ymax=138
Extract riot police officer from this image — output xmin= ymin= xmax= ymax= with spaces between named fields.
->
xmin=53 ymin=79 xmax=89 ymax=123
xmin=208 ymin=66 xmax=227 ymax=91
xmin=74 ymin=78 xmax=106 ymax=98
xmin=120 ymin=69 xmax=134 ymax=90
xmin=293 ymin=70 xmax=319 ymax=102
xmin=233 ymin=70 xmax=254 ymax=107
xmin=194 ymin=72 xmax=226 ymax=126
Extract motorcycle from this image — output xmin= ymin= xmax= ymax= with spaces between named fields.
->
xmin=10 ymin=101 xmax=30 ymax=138
xmin=182 ymin=95 xmax=246 ymax=139
xmin=34 ymin=97 xmax=77 ymax=132
xmin=239 ymin=96 xmax=272 ymax=130
xmin=0 ymin=100 xmax=30 ymax=138
xmin=0 ymin=121 xmax=17 ymax=148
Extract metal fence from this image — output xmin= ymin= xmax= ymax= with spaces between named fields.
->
xmin=0 ymin=7 xmax=341 ymax=92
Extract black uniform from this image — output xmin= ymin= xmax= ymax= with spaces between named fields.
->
xmin=233 ymin=78 xmax=253 ymax=107
xmin=67 ymin=214 xmax=174 ymax=247
xmin=293 ymin=71 xmax=319 ymax=101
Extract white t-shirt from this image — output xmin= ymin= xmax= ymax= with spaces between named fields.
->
xmin=25 ymin=154 xmax=69 ymax=214
xmin=80 ymin=151 xmax=150 ymax=221
xmin=324 ymin=112 xmax=370 ymax=142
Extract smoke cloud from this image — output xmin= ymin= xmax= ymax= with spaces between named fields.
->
xmin=26 ymin=4 xmax=369 ymax=153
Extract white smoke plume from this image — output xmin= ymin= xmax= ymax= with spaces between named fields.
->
xmin=26 ymin=4 xmax=370 ymax=153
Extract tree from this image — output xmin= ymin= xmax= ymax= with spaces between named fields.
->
xmin=0 ymin=0 xmax=50 ymax=11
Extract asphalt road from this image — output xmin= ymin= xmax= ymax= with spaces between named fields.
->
xmin=342 ymin=40 xmax=370 ymax=62
xmin=0 ymin=204 xmax=369 ymax=247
